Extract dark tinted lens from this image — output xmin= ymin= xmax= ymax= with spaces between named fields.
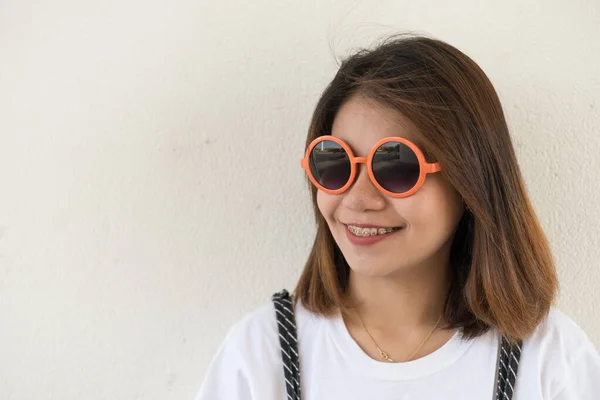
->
xmin=309 ymin=140 xmax=351 ymax=190
xmin=372 ymin=142 xmax=420 ymax=193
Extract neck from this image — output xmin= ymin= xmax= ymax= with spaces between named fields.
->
xmin=343 ymin=255 xmax=451 ymax=335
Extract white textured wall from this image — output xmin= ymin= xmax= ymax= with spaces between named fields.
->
xmin=0 ymin=0 xmax=598 ymax=398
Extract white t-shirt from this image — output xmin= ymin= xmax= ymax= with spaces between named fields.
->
xmin=195 ymin=299 xmax=600 ymax=399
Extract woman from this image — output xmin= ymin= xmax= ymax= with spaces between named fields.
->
xmin=196 ymin=34 xmax=600 ymax=399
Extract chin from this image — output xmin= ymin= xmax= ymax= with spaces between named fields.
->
xmin=346 ymin=261 xmax=400 ymax=278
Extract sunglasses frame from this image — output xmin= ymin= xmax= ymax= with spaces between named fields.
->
xmin=300 ymin=135 xmax=442 ymax=198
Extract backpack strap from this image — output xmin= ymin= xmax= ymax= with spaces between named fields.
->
xmin=272 ymin=289 xmax=522 ymax=400
xmin=272 ymin=289 xmax=302 ymax=400
xmin=495 ymin=335 xmax=523 ymax=400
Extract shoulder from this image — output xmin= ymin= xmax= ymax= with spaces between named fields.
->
xmin=196 ymin=300 xmax=281 ymax=400
xmin=223 ymin=301 xmax=279 ymax=359
xmin=196 ymin=295 xmax=328 ymax=399
xmin=520 ymin=307 xmax=600 ymax=398
xmin=222 ymin=294 xmax=325 ymax=362
xmin=526 ymin=307 xmax=596 ymax=358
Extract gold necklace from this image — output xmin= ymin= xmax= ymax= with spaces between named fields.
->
xmin=355 ymin=311 xmax=443 ymax=363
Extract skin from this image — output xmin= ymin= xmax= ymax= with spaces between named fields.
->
xmin=316 ymin=94 xmax=466 ymax=362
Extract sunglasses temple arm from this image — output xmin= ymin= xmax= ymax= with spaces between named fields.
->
xmin=424 ymin=162 xmax=442 ymax=173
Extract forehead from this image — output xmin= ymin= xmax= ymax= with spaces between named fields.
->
xmin=330 ymin=96 xmax=423 ymax=154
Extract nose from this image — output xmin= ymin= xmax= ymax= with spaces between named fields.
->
xmin=341 ymin=164 xmax=386 ymax=211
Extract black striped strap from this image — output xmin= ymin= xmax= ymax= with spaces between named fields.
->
xmin=495 ymin=335 xmax=523 ymax=400
xmin=272 ymin=289 xmax=521 ymax=400
xmin=272 ymin=289 xmax=301 ymax=400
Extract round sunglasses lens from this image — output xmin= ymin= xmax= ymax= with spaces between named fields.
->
xmin=309 ymin=140 xmax=351 ymax=190
xmin=372 ymin=141 xmax=420 ymax=193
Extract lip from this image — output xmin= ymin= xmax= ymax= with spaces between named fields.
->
xmin=344 ymin=222 xmax=401 ymax=229
xmin=344 ymin=223 xmax=405 ymax=246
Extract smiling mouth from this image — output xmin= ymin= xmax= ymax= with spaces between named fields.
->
xmin=345 ymin=224 xmax=404 ymax=237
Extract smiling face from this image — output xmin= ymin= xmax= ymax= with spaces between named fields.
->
xmin=316 ymin=95 xmax=465 ymax=278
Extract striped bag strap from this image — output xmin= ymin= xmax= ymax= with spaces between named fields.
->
xmin=272 ymin=289 xmax=302 ymax=400
xmin=494 ymin=335 xmax=523 ymax=400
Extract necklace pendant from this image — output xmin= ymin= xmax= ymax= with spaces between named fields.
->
xmin=378 ymin=348 xmax=394 ymax=362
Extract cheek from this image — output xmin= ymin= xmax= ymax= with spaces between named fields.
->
xmin=402 ymin=179 xmax=464 ymax=230
xmin=316 ymin=190 xmax=336 ymax=223
xmin=317 ymin=191 xmax=349 ymax=233
xmin=424 ymin=182 xmax=464 ymax=230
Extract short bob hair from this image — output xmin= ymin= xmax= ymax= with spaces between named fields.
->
xmin=293 ymin=34 xmax=558 ymax=342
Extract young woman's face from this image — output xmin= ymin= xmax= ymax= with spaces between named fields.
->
xmin=317 ymin=95 xmax=465 ymax=277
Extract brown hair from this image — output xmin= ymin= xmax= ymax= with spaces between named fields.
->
xmin=293 ymin=33 xmax=558 ymax=342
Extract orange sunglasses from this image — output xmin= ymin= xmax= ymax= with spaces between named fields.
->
xmin=300 ymin=135 xmax=442 ymax=198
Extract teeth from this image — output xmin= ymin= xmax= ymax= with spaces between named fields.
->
xmin=347 ymin=225 xmax=398 ymax=237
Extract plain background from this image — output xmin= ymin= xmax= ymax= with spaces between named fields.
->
xmin=1 ymin=0 xmax=599 ymax=399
